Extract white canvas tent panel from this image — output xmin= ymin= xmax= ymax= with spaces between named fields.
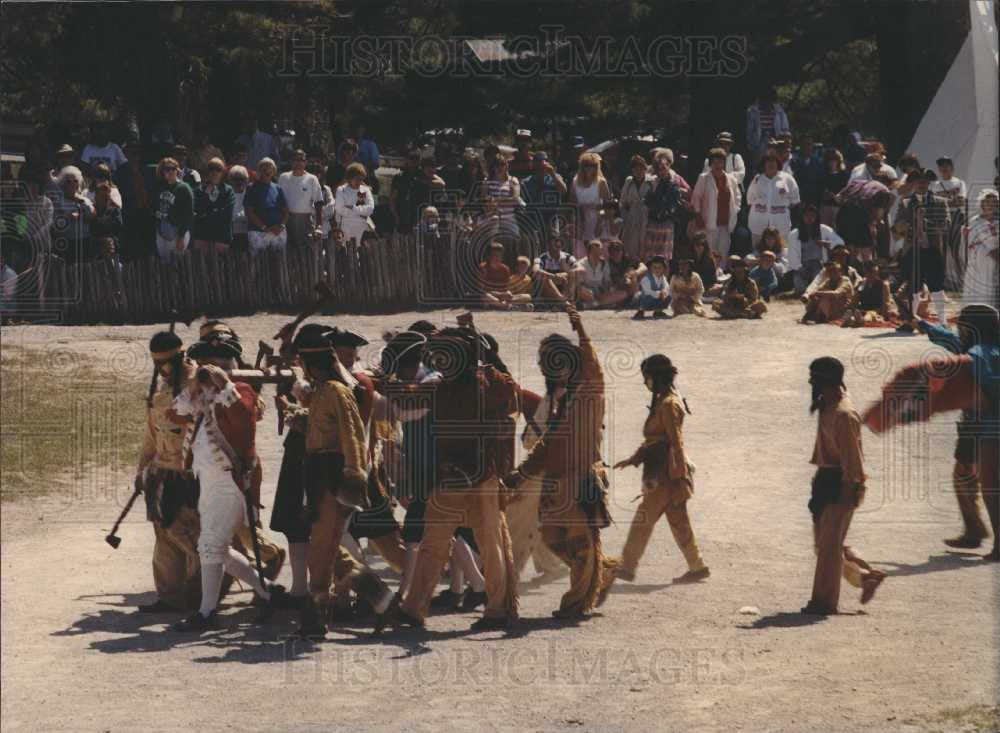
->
xmin=907 ymin=0 xmax=998 ymax=190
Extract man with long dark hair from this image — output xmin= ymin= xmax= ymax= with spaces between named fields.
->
xmin=503 ymin=307 xmax=620 ymax=619
xmin=134 ymin=331 xmax=202 ymax=613
xmin=613 ymin=354 xmax=709 ymax=583
xmin=803 ymin=357 xmax=885 ymax=615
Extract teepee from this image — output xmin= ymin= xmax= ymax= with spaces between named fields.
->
xmin=907 ymin=0 xmax=998 ymax=190
xmin=907 ymin=0 xmax=998 ymax=289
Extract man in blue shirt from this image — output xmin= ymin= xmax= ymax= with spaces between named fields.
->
xmin=521 ymin=152 xmax=568 ymax=243
xmin=917 ymin=304 xmax=1000 ymax=559
xmin=354 ymin=125 xmax=381 ymax=174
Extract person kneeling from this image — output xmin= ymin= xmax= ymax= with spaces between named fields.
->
xmin=633 ymin=255 xmax=670 ymax=320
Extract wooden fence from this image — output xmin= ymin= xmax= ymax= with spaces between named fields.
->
xmin=34 ymin=233 xmax=476 ymax=324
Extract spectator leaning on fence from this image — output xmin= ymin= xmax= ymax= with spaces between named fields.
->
xmin=279 ymin=149 xmax=324 ymax=248
xmin=152 ymin=157 xmax=194 ymax=262
xmin=334 ymin=162 xmax=376 ymax=245
xmin=227 ymin=165 xmax=250 ymax=251
xmin=90 ymin=180 xmax=123 ymax=261
xmin=193 ymin=157 xmax=236 ymax=254
xmin=245 ymin=157 xmax=288 ymax=253
xmin=309 ymin=162 xmax=336 ymax=245
xmin=86 ymin=163 xmax=123 ymax=209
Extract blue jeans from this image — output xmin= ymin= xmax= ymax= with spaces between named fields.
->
xmin=635 ymin=293 xmax=669 ymax=310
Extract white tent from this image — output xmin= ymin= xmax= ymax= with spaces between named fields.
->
xmin=907 ymin=0 xmax=998 ymax=289
xmin=907 ymin=0 xmax=998 ymax=190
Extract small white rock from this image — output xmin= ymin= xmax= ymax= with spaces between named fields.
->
xmin=738 ymin=605 xmax=760 ymax=615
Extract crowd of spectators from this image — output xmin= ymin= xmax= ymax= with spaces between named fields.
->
xmin=2 ymin=98 xmax=997 ymax=323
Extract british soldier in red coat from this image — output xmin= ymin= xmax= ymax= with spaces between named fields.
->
xmin=170 ymin=336 xmax=285 ymax=632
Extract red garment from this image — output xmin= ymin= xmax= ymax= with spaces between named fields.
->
xmin=214 ymin=382 xmax=258 ymax=466
xmin=480 ymin=261 xmax=512 ymax=288
xmin=352 ymin=370 xmax=376 ymax=424
xmin=863 ymin=355 xmax=980 ymax=433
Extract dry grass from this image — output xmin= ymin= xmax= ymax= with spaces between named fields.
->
xmin=908 ymin=705 xmax=1000 ymax=733
xmin=1 ymin=345 xmax=147 ymax=501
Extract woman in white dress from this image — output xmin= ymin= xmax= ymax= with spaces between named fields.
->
xmin=963 ymin=189 xmax=998 ymax=307
xmin=334 ymin=162 xmax=375 ymax=245
xmin=620 ymin=154 xmax=652 ymax=260
xmin=569 ymin=152 xmax=611 ymax=259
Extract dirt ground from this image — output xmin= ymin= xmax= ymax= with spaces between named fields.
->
xmin=2 ymin=302 xmax=998 ymax=733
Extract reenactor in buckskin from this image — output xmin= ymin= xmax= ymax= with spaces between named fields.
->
xmin=290 ymin=326 xmax=396 ymax=638
xmin=134 ymin=330 xmax=203 ymax=613
xmin=502 ymin=307 xmax=620 ymax=620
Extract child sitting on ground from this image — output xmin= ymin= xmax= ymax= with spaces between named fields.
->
xmin=632 ymin=255 xmax=670 ymax=320
xmin=749 ymin=250 xmax=780 ymax=301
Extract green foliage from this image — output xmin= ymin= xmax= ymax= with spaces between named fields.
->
xmin=0 ymin=0 xmax=970 ymax=157
xmin=778 ymin=39 xmax=883 ymax=143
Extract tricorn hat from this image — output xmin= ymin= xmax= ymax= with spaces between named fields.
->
xmin=187 ymin=337 xmax=242 ymax=361
xmin=328 ymin=327 xmax=369 ymax=348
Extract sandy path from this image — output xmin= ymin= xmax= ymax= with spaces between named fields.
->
xmin=2 ymin=303 xmax=997 ymax=733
